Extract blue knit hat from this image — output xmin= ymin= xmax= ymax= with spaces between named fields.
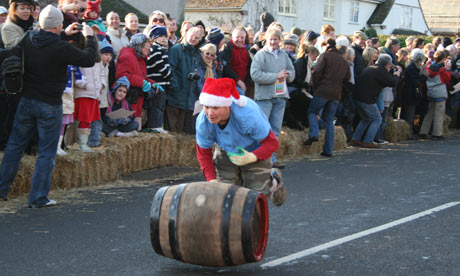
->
xmin=149 ymin=25 xmax=168 ymax=39
xmin=113 ymin=76 xmax=130 ymax=93
xmin=206 ymin=28 xmax=225 ymax=48
xmin=98 ymin=38 xmax=114 ymax=55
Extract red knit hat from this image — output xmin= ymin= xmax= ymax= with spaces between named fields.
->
xmin=85 ymin=0 xmax=101 ymax=19
xmin=199 ymin=78 xmax=247 ymax=107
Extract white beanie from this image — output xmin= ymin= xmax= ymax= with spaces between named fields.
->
xmin=39 ymin=5 xmax=64 ymax=29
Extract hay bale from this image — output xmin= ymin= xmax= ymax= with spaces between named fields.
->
xmin=384 ymin=119 xmax=411 ymax=143
xmin=277 ymin=126 xmax=347 ymax=158
xmin=2 ymin=126 xmax=348 ymax=197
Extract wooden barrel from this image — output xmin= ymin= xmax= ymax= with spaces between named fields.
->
xmin=149 ymin=182 xmax=269 ymax=267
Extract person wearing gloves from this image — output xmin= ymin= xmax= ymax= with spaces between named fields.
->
xmin=196 ymin=78 xmax=286 ymax=206
xmin=116 ymin=33 xmax=162 ymax=130
xmin=0 ymin=5 xmax=97 ymax=207
xmin=102 ymin=76 xmax=139 ymax=137
xmin=145 ymin=24 xmax=169 ymax=133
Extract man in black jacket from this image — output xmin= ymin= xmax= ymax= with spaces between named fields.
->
xmin=351 ymin=54 xmax=400 ymax=148
xmin=0 ymin=5 xmax=97 ymax=207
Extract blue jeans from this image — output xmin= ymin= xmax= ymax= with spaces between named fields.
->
xmin=352 ymin=100 xmax=382 ymax=143
xmin=88 ymin=119 xmax=102 ymax=147
xmin=0 ymin=97 xmax=62 ymax=206
xmin=308 ymin=97 xmax=339 ymax=155
xmin=256 ymin=97 xmax=286 ymax=163
xmin=375 ymin=107 xmax=388 ymax=141
xmin=145 ymin=90 xmax=166 ymax=128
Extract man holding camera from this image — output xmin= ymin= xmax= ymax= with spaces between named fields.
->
xmin=0 ymin=5 xmax=97 ymax=207
xmin=166 ymin=26 xmax=202 ymax=133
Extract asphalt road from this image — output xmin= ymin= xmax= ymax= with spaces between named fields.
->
xmin=1 ymin=134 xmax=460 ymax=276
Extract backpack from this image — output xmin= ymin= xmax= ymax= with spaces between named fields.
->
xmin=0 ymin=31 xmax=28 ymax=95
xmin=0 ymin=55 xmax=23 ymax=95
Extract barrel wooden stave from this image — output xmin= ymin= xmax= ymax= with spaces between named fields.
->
xmin=151 ymin=181 xmax=268 ymax=267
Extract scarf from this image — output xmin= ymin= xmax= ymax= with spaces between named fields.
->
xmin=13 ymin=15 xmax=34 ymax=32
xmin=201 ymin=54 xmax=215 ymax=80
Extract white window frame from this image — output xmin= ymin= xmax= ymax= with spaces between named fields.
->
xmin=324 ymin=0 xmax=336 ymax=20
xmin=401 ymin=6 xmax=413 ymax=28
xmin=278 ymin=0 xmax=298 ymax=17
xmin=349 ymin=0 xmax=359 ymax=23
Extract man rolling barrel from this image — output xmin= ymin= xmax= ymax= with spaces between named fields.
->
xmin=196 ymin=78 xmax=286 ymax=206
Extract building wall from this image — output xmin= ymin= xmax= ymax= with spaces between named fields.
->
xmin=184 ymin=11 xmax=244 ymax=33
xmin=275 ymin=0 xmax=380 ymax=35
xmin=127 ymin=0 xmax=187 ymax=20
xmin=382 ymin=0 xmax=430 ymax=35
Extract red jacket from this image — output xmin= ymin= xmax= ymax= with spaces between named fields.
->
xmin=115 ymin=47 xmax=154 ymax=89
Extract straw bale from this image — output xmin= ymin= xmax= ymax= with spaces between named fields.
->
xmin=384 ymin=119 xmax=411 ymax=143
xmin=2 ymin=126 xmax=347 ymax=197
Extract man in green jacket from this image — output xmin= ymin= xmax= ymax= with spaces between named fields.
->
xmin=166 ymin=26 xmax=201 ymax=134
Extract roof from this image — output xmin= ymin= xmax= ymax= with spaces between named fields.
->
xmin=185 ymin=0 xmax=247 ymax=9
xmin=367 ymin=0 xmax=394 ymax=25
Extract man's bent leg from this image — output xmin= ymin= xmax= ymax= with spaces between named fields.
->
xmin=213 ymin=146 xmax=240 ymax=185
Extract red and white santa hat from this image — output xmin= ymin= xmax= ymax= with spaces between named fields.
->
xmin=199 ymin=78 xmax=247 ymax=107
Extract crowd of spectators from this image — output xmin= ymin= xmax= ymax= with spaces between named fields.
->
xmin=1 ymin=0 xmax=460 ymax=160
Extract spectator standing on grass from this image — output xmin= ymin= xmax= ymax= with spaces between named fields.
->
xmin=351 ymin=54 xmax=400 ymax=148
xmin=251 ymin=28 xmax=295 ymax=169
xmin=0 ymin=5 xmax=97 ymax=207
xmin=304 ymin=38 xmax=350 ymax=157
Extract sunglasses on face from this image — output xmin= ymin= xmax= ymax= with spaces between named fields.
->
xmin=152 ymin=18 xmax=165 ymax=23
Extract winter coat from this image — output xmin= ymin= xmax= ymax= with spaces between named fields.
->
xmin=168 ymin=42 xmax=201 ymax=110
xmin=402 ymin=62 xmax=426 ymax=106
xmin=250 ymin=47 xmax=295 ymax=100
xmin=116 ymin=47 xmax=153 ymax=90
xmin=351 ymin=43 xmax=365 ymax=82
xmin=74 ymin=61 xmax=105 ymax=100
xmin=353 ymin=64 xmax=399 ymax=104
xmin=221 ymin=40 xmax=252 ymax=85
xmin=99 ymin=63 xmax=110 ymax=108
xmin=146 ymin=42 xmax=172 ymax=87
xmin=20 ymin=29 xmax=97 ymax=105
xmin=2 ymin=17 xmax=26 ymax=49
xmin=106 ymin=27 xmax=129 ymax=57
xmin=290 ymin=54 xmax=311 ymax=92
xmin=312 ymin=47 xmax=351 ymax=101
xmin=425 ymin=62 xmax=451 ymax=100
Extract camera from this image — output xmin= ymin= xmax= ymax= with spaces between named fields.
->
xmin=187 ymin=70 xmax=200 ymax=81
xmin=75 ymin=24 xmax=83 ymax=31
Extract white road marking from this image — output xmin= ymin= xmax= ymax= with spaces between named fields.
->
xmin=261 ymin=201 xmax=460 ymax=268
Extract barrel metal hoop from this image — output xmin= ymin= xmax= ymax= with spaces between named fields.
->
xmin=241 ymin=190 xmax=260 ymax=263
xmin=168 ymin=183 xmax=188 ymax=261
xmin=220 ymin=184 xmax=238 ymax=266
xmin=149 ymin=186 xmax=170 ymax=255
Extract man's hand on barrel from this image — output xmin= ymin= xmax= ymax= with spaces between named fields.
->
xmin=227 ymin=147 xmax=257 ymax=166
